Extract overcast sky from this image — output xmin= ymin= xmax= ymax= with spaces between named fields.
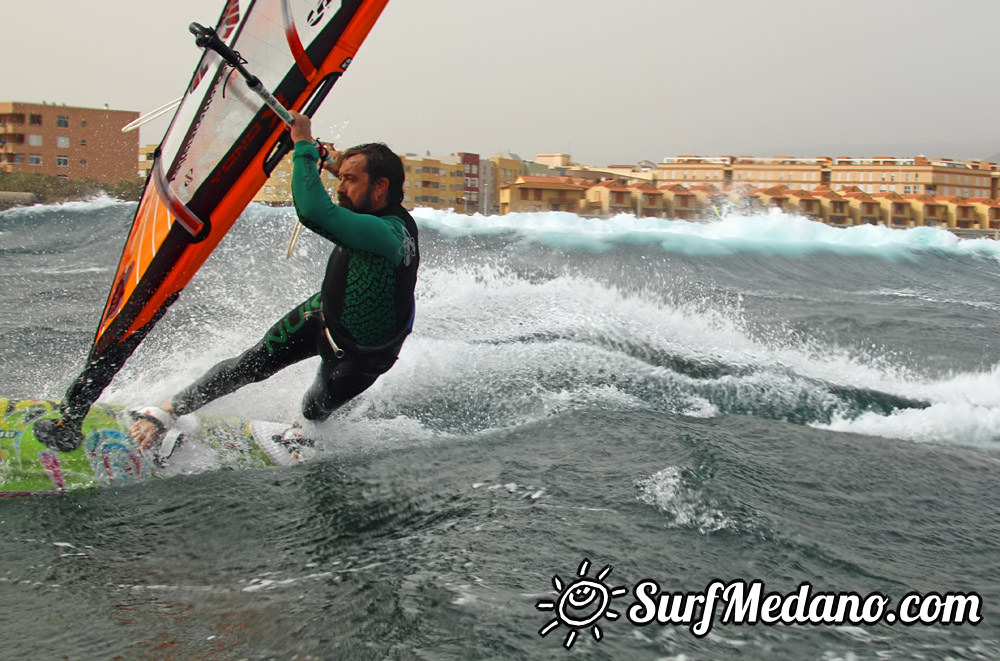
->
xmin=10 ymin=0 xmax=1000 ymax=165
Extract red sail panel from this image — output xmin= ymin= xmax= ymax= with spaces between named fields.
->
xmin=89 ymin=0 xmax=389 ymax=362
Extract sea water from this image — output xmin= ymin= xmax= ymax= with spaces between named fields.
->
xmin=0 ymin=198 xmax=997 ymax=659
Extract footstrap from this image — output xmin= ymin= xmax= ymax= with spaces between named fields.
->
xmin=155 ymin=428 xmax=185 ymax=468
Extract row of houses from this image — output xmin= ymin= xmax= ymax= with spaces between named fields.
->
xmin=251 ymin=148 xmax=513 ymax=215
xmin=7 ymin=101 xmax=1000 ymax=228
xmin=500 ymin=175 xmax=1000 ymax=230
xmin=647 ymin=154 xmax=998 ymax=200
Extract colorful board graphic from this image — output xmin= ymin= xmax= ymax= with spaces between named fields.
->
xmin=0 ymin=398 xmax=278 ymax=496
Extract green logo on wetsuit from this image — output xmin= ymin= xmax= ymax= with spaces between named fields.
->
xmin=265 ymin=293 xmax=322 ymax=356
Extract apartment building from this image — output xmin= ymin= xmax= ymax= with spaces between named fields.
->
xmin=402 ymin=153 xmax=466 ymax=209
xmin=1 ymin=101 xmax=139 ymax=184
xmin=657 ymin=156 xmax=732 ymax=187
xmin=731 ymin=157 xmax=826 ymax=190
xmin=828 ymin=156 xmax=994 ymax=197
xmin=457 ymin=152 xmax=482 ymax=214
xmin=654 ymin=154 xmax=999 ymax=198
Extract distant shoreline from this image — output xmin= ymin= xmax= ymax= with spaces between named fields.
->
xmin=3 ymin=191 xmax=997 ymax=242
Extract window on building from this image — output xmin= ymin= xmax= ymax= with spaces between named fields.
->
xmin=28 ymin=134 xmax=42 ymax=146
xmin=57 ymin=115 xmax=69 ymax=128
xmin=29 ymin=114 xmax=42 ymax=125
xmin=57 ymin=136 xmax=70 ymax=148
xmin=57 ymin=155 xmax=69 ymax=167
xmin=29 ymin=154 xmax=42 ymax=165
xmin=520 ymin=189 xmax=528 ymax=201
xmin=80 ymin=119 xmax=87 ymax=127
xmin=533 ymin=189 xmax=542 ymax=201
xmin=80 ymin=139 xmax=87 ymax=146
xmin=80 ymin=159 xmax=87 ymax=165
xmin=12 ymin=153 xmax=25 ymax=164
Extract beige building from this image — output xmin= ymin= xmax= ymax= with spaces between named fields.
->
xmin=499 ymin=176 xmax=587 ymax=214
xmin=828 ymin=156 xmax=995 ymax=198
xmin=1 ymin=101 xmax=139 ymax=184
xmin=535 ymin=153 xmax=573 ymax=168
xmin=654 ymin=153 xmax=999 ymax=199
xmin=731 ymin=157 xmax=826 ymax=190
xmin=245 ymin=148 xmax=338 ymax=205
xmin=658 ymin=184 xmax=698 ymax=220
xmin=492 ymin=153 xmax=526 ymax=201
xmin=631 ymin=181 xmax=665 ymax=218
xmin=585 ymin=179 xmax=638 ymax=216
xmin=403 ymin=153 xmax=466 ymax=209
xmin=138 ymin=144 xmax=157 ymax=178
xmin=657 ymin=156 xmax=732 ymax=188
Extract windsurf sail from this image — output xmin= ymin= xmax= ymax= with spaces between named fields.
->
xmin=45 ymin=0 xmax=390 ymax=446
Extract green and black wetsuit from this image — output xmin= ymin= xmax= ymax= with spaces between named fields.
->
xmin=171 ymin=140 xmax=419 ymax=421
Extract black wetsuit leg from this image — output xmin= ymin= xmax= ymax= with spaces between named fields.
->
xmin=171 ymin=292 xmax=399 ymax=421
xmin=172 ymin=294 xmax=324 ymax=415
xmin=300 ymin=358 xmax=380 ymax=421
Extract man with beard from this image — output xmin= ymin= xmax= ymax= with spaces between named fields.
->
xmin=128 ymin=110 xmax=419 ymax=453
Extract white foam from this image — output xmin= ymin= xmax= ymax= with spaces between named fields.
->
xmin=413 ymin=206 xmax=1000 ymax=260
xmin=635 ymin=467 xmax=737 ymax=534
xmin=82 ymin=207 xmax=1000 ymax=452
xmin=814 ymin=367 xmax=1000 ymax=448
xmin=0 ymin=193 xmax=128 ymax=218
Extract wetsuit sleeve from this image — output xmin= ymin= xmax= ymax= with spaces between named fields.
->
xmin=291 ymin=140 xmax=407 ymax=265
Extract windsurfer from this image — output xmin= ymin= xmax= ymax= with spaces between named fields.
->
xmin=128 ymin=111 xmax=419 ymax=450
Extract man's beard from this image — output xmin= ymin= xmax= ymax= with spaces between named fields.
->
xmin=338 ymin=182 xmax=376 ymax=213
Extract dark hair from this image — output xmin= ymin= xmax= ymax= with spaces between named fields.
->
xmin=338 ymin=142 xmax=405 ymax=206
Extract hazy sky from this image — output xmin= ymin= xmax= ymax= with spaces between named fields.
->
xmin=10 ymin=0 xmax=1000 ymax=164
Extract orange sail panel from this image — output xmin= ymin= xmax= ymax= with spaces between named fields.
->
xmin=89 ymin=0 xmax=389 ymax=366
xmin=41 ymin=0 xmax=392 ymax=431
